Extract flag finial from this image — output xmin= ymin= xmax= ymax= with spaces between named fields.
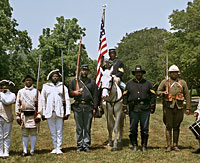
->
xmin=102 ymin=4 xmax=107 ymax=10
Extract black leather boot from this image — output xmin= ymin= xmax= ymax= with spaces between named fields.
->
xmin=141 ymin=134 xmax=148 ymax=152
xmin=129 ymin=135 xmax=138 ymax=151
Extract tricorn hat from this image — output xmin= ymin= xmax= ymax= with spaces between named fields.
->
xmin=22 ymin=75 xmax=36 ymax=82
xmin=81 ymin=64 xmax=89 ymax=71
xmin=47 ymin=69 xmax=62 ymax=80
xmin=0 ymin=80 xmax=15 ymax=86
xmin=132 ymin=65 xmax=146 ymax=75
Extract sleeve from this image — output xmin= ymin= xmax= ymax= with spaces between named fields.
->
xmin=0 ymin=92 xmax=16 ymax=105
xmin=92 ymin=81 xmax=98 ymax=110
xmin=116 ymin=61 xmax=124 ymax=78
xmin=194 ymin=98 xmax=200 ymax=119
xmin=69 ymin=80 xmax=75 ymax=98
xmin=64 ymin=86 xmax=71 ymax=115
xmin=37 ymin=91 xmax=42 ymax=119
xmin=156 ymin=80 xmax=166 ymax=96
xmin=40 ymin=85 xmax=47 ymax=114
xmin=183 ymin=80 xmax=191 ymax=110
xmin=149 ymin=82 xmax=156 ymax=105
xmin=197 ymin=98 xmax=200 ymax=110
xmin=122 ymin=84 xmax=129 ymax=106
xmin=15 ymin=91 xmax=22 ymax=119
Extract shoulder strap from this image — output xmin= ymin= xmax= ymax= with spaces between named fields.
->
xmin=79 ymin=80 xmax=94 ymax=102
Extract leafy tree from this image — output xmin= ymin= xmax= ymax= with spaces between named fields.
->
xmin=117 ymin=28 xmax=170 ymax=86
xmin=0 ymin=0 xmax=32 ymax=90
xmin=37 ymin=16 xmax=95 ymax=85
xmin=167 ymin=0 xmax=200 ymax=91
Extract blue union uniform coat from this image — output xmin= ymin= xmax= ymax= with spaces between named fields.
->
xmin=69 ymin=78 xmax=98 ymax=112
xmin=109 ymin=59 xmax=124 ymax=79
xmin=122 ymin=79 xmax=156 ymax=112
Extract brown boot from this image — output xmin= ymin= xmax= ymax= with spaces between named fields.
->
xmin=165 ymin=129 xmax=172 ymax=152
xmin=173 ymin=130 xmax=181 ymax=151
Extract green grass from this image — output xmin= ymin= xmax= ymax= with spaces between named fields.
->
xmin=1 ymin=103 xmax=199 ymax=163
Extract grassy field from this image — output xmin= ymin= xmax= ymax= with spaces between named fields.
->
xmin=1 ymin=103 xmax=199 ymax=163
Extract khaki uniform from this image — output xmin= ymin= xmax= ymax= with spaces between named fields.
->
xmin=157 ymin=78 xmax=191 ymax=148
xmin=15 ymin=86 xmax=42 ymax=154
xmin=16 ymin=86 xmax=42 ymax=133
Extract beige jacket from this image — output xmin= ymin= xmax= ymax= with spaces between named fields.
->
xmin=157 ymin=78 xmax=191 ymax=110
xmin=0 ymin=90 xmax=16 ymax=122
xmin=15 ymin=86 xmax=42 ymax=128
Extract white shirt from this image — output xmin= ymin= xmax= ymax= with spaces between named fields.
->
xmin=0 ymin=90 xmax=16 ymax=122
xmin=41 ymin=81 xmax=70 ymax=118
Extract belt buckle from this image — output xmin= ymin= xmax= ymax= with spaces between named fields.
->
xmin=81 ymin=101 xmax=86 ymax=104
xmin=140 ymin=101 xmax=144 ymax=105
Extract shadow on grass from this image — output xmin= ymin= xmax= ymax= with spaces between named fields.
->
xmin=9 ymin=150 xmax=22 ymax=156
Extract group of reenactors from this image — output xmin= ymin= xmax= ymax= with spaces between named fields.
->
xmin=0 ymin=48 xmax=199 ymax=158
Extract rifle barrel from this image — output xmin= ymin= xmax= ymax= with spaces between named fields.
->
xmin=35 ymin=55 xmax=41 ymax=119
xmin=61 ymin=50 xmax=66 ymax=117
xmin=75 ymin=38 xmax=82 ymax=90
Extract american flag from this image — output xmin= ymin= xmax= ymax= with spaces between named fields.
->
xmin=96 ymin=7 xmax=108 ymax=87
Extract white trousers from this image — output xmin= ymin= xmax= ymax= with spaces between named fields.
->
xmin=47 ymin=112 xmax=63 ymax=150
xmin=0 ymin=117 xmax=12 ymax=155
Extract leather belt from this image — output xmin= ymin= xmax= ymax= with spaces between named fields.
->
xmin=75 ymin=100 xmax=92 ymax=105
xmin=134 ymin=100 xmax=150 ymax=105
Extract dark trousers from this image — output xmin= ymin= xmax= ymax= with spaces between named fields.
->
xmin=74 ymin=111 xmax=93 ymax=149
xmin=129 ymin=110 xmax=150 ymax=138
xmin=163 ymin=106 xmax=184 ymax=131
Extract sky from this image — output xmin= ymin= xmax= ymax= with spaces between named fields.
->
xmin=10 ymin=0 xmax=191 ymax=60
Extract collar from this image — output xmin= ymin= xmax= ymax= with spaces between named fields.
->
xmin=133 ymin=78 xmax=145 ymax=83
xmin=25 ymin=86 xmax=34 ymax=90
xmin=46 ymin=81 xmax=62 ymax=87
xmin=1 ymin=89 xmax=10 ymax=94
xmin=80 ymin=77 xmax=89 ymax=83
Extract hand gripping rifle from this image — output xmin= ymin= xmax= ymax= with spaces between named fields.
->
xmin=75 ymin=38 xmax=82 ymax=90
xmin=35 ymin=55 xmax=41 ymax=120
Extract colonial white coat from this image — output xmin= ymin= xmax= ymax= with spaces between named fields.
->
xmin=41 ymin=81 xmax=70 ymax=118
xmin=0 ymin=90 xmax=16 ymax=122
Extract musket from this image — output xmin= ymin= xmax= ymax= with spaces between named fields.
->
xmin=35 ymin=55 xmax=41 ymax=119
xmin=61 ymin=49 xmax=66 ymax=118
xmin=75 ymin=38 xmax=82 ymax=90
xmin=165 ymin=50 xmax=169 ymax=94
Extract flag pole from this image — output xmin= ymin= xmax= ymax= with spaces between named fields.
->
xmin=96 ymin=4 xmax=108 ymax=87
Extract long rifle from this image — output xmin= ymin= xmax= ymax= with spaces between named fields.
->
xmin=165 ymin=50 xmax=169 ymax=94
xmin=61 ymin=50 xmax=66 ymax=118
xmin=75 ymin=38 xmax=82 ymax=90
xmin=35 ymin=55 xmax=41 ymax=119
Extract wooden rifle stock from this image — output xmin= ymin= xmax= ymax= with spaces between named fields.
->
xmin=75 ymin=38 xmax=82 ymax=90
xmin=165 ymin=50 xmax=169 ymax=94
xmin=35 ymin=55 xmax=41 ymax=119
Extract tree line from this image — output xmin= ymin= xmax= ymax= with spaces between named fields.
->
xmin=0 ymin=0 xmax=200 ymax=94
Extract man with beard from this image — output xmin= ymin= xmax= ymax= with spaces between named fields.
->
xmin=0 ymin=80 xmax=15 ymax=158
xmin=41 ymin=69 xmax=70 ymax=154
xmin=122 ymin=65 xmax=156 ymax=152
xmin=69 ymin=64 xmax=98 ymax=152
xmin=16 ymin=75 xmax=42 ymax=156
xmin=157 ymin=65 xmax=191 ymax=152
